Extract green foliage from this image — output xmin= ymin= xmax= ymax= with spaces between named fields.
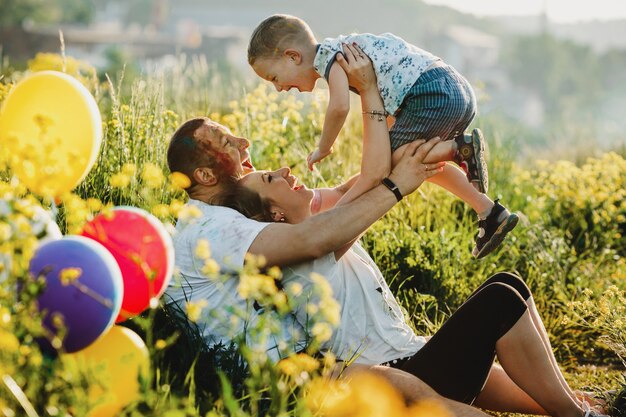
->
xmin=500 ymin=33 xmax=603 ymax=128
xmin=1 ymin=54 xmax=626 ymax=414
xmin=0 ymin=0 xmax=96 ymax=27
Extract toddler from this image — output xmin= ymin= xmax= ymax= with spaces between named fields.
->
xmin=248 ymin=14 xmax=517 ymax=258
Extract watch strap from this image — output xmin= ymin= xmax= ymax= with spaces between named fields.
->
xmin=381 ymin=177 xmax=403 ymax=202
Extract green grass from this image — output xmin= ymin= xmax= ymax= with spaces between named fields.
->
xmin=1 ymin=54 xmax=625 ymax=416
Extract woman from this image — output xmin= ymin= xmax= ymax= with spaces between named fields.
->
xmin=220 ymin=43 xmax=608 ymax=417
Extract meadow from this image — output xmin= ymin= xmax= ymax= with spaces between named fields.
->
xmin=0 ymin=52 xmax=625 ymax=416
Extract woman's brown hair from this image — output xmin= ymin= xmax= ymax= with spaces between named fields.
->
xmin=210 ymin=181 xmax=273 ymax=222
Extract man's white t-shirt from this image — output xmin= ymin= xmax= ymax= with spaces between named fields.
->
xmin=165 ymin=199 xmax=305 ymax=361
xmin=283 ymin=242 xmax=426 ymax=365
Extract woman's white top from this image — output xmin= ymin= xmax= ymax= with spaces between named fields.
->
xmin=283 ymin=242 xmax=426 ymax=364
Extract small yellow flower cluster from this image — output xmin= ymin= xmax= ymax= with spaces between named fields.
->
xmin=511 ymin=152 xmax=626 ymax=250
xmin=186 ymin=299 xmax=209 ymax=323
xmin=238 ymin=272 xmax=279 ymax=302
xmin=59 ymin=267 xmax=82 ymax=286
xmin=277 ymin=352 xmax=320 ymax=386
xmin=306 ymin=372 xmax=452 ymax=417
xmin=27 ymin=52 xmax=99 ymax=92
xmin=194 ymin=239 xmax=220 ymax=278
xmin=169 ymin=171 xmax=191 ymax=190
xmin=570 ymin=285 xmax=626 ymax=358
xmin=277 ymin=352 xmax=320 ymax=377
xmin=58 ymin=193 xmax=92 ymax=235
xmin=142 ymin=163 xmax=165 ymax=189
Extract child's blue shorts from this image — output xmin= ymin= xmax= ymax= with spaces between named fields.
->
xmin=390 ymin=64 xmax=477 ymax=152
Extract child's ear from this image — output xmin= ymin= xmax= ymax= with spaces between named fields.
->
xmin=284 ymin=49 xmax=302 ymax=64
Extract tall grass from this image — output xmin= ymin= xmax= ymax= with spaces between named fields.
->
xmin=1 ymin=54 xmax=625 ymax=415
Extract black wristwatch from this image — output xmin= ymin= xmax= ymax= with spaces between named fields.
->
xmin=382 ymin=177 xmax=403 ymax=202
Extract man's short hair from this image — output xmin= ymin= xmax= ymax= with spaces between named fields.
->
xmin=166 ymin=117 xmax=235 ymax=192
xmin=248 ymin=14 xmax=315 ymax=65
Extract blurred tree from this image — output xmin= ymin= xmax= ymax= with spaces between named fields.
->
xmin=100 ymin=46 xmax=140 ymax=83
xmin=0 ymin=0 xmax=96 ymax=28
xmin=56 ymin=0 xmax=96 ymax=24
xmin=0 ymin=0 xmax=50 ymax=27
xmin=500 ymin=33 xmax=603 ymax=123
xmin=600 ymin=49 xmax=626 ymax=92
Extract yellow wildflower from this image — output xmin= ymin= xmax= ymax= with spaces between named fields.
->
xmin=141 ymin=163 xmax=165 ymax=189
xmin=151 ymin=204 xmax=170 ymax=218
xmin=201 ymin=259 xmax=220 ymax=277
xmin=288 ymin=282 xmax=303 ymax=297
xmin=122 ymin=163 xmax=137 ymax=176
xmin=0 ymin=222 xmax=11 ymax=241
xmin=194 ymin=239 xmax=211 ymax=260
xmin=176 ymin=204 xmax=202 ymax=220
xmin=237 ymin=273 xmax=278 ymax=300
xmin=407 ymin=399 xmax=452 ymax=417
xmin=59 ymin=267 xmax=82 ymax=286
xmin=277 ymin=353 xmax=320 ymax=377
xmin=0 ymin=329 xmax=19 ymax=352
xmin=311 ymin=322 xmax=333 ymax=343
xmin=109 ymin=173 xmax=131 ymax=188
xmin=307 ymin=372 xmax=407 ymax=417
xmin=155 ymin=339 xmax=167 ymax=350
xmin=169 ymin=172 xmax=192 ymax=189
xmin=186 ymin=299 xmax=208 ymax=323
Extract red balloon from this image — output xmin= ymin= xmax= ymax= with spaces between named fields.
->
xmin=81 ymin=207 xmax=174 ymax=322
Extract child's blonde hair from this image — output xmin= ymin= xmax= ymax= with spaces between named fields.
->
xmin=248 ymin=14 xmax=316 ymax=65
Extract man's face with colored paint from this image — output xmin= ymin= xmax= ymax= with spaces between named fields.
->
xmin=195 ymin=121 xmax=254 ymax=177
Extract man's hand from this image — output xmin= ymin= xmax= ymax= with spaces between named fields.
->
xmin=307 ymin=147 xmax=333 ymax=171
xmin=335 ymin=43 xmax=377 ymax=94
xmin=388 ymin=138 xmax=446 ymax=197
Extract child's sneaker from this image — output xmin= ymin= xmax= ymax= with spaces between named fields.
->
xmin=456 ymin=128 xmax=489 ymax=194
xmin=473 ymin=200 xmax=519 ymax=259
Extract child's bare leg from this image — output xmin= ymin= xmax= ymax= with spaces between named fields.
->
xmin=427 ymin=163 xmax=493 ymax=217
xmin=421 ymin=139 xmax=458 ymax=163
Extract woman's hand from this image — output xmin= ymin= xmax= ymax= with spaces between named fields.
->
xmin=335 ymin=43 xmax=377 ymax=94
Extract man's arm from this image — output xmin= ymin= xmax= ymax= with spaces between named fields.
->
xmin=248 ymin=138 xmax=443 ymax=266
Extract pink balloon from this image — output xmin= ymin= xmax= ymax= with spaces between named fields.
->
xmin=81 ymin=207 xmax=174 ymax=322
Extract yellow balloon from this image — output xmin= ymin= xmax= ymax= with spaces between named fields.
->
xmin=63 ymin=326 xmax=150 ymax=417
xmin=0 ymin=71 xmax=102 ymax=197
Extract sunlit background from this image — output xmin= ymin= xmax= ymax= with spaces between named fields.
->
xmin=422 ymin=0 xmax=626 ymax=23
xmin=1 ymin=0 xmax=625 ymax=155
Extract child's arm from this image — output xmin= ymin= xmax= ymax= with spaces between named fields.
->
xmin=307 ymin=61 xmax=351 ymax=171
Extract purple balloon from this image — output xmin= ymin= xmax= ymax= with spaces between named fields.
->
xmin=29 ymin=236 xmax=123 ymax=353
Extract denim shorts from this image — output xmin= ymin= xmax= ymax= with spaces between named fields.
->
xmin=390 ymin=65 xmax=477 ymax=151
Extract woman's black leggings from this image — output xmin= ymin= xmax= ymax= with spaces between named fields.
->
xmin=396 ymin=272 xmax=532 ymax=404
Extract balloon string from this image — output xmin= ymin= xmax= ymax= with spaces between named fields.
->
xmin=68 ymin=280 xmax=114 ymax=309
xmin=2 ymin=374 xmax=40 ymax=417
